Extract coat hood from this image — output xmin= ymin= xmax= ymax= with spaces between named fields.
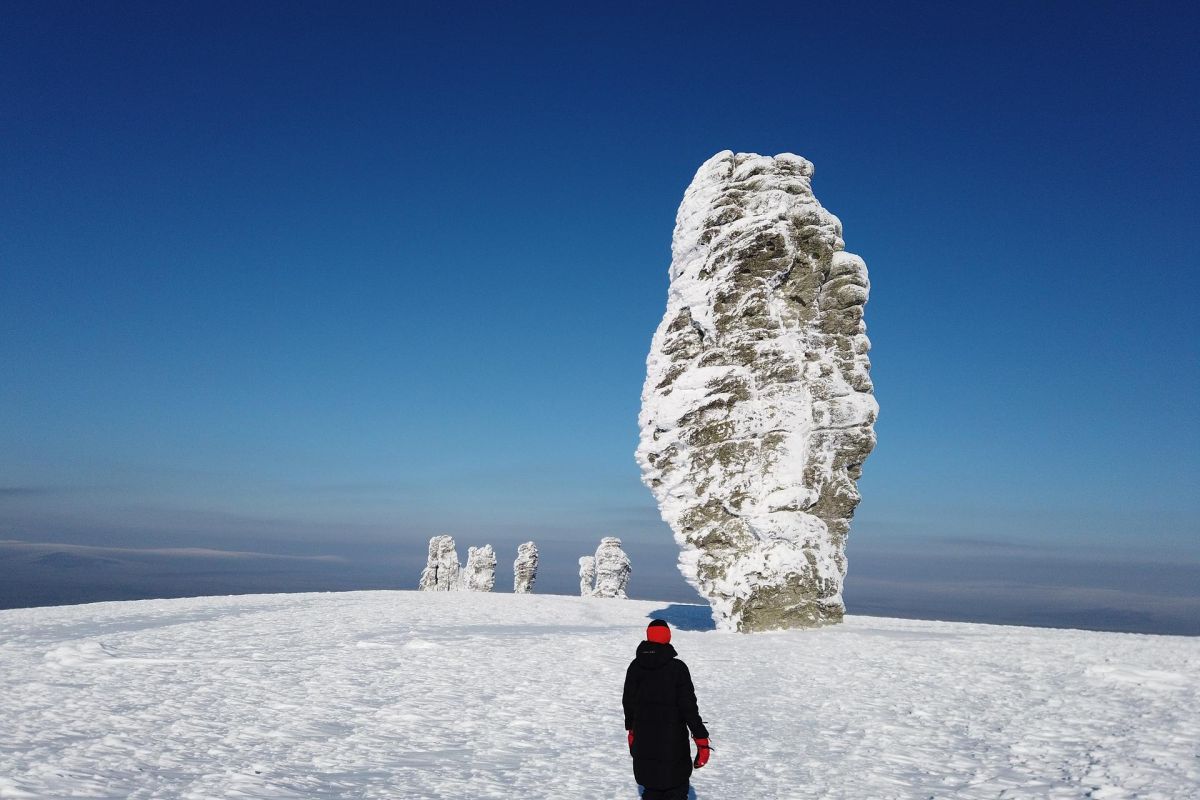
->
xmin=634 ymin=640 xmax=677 ymax=670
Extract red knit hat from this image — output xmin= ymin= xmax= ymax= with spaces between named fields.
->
xmin=646 ymin=619 xmax=671 ymax=644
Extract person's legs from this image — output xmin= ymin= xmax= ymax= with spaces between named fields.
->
xmin=641 ymin=786 xmax=690 ymax=800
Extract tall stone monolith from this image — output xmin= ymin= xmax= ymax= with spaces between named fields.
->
xmin=418 ymin=535 xmax=461 ymax=592
xmin=637 ymin=151 xmax=878 ymax=632
xmin=578 ymin=556 xmax=596 ymax=597
xmin=463 ymin=545 xmax=497 ymax=592
xmin=513 ymin=541 xmax=538 ymax=594
xmin=592 ymin=537 xmax=632 ymax=599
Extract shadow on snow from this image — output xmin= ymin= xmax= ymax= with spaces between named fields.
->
xmin=646 ymin=604 xmax=715 ymax=632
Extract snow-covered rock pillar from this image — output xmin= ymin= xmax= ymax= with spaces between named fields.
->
xmin=418 ymin=535 xmax=461 ymax=592
xmin=578 ymin=556 xmax=596 ymax=597
xmin=637 ymin=151 xmax=878 ymax=632
xmin=513 ymin=541 xmax=538 ymax=594
xmin=592 ymin=537 xmax=632 ymax=599
xmin=462 ymin=545 xmax=497 ymax=592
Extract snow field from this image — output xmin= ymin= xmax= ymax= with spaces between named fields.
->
xmin=0 ymin=590 xmax=1196 ymax=798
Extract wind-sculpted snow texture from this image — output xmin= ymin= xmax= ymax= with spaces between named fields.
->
xmin=592 ymin=537 xmax=631 ymax=599
xmin=637 ymin=151 xmax=878 ymax=632
xmin=463 ymin=545 xmax=496 ymax=592
xmin=417 ymin=535 xmax=460 ymax=592
xmin=513 ymin=542 xmax=538 ymax=594
xmin=578 ymin=556 xmax=595 ymax=597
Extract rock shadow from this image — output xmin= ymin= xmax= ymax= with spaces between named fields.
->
xmin=646 ymin=604 xmax=716 ymax=632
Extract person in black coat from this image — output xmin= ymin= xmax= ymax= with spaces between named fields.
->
xmin=622 ymin=619 xmax=711 ymax=800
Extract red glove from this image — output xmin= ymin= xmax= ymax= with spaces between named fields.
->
xmin=627 ymin=730 xmax=634 ymax=754
xmin=694 ymin=738 xmax=711 ymax=768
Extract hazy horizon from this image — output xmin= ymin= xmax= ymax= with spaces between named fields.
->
xmin=4 ymin=530 xmax=1197 ymax=637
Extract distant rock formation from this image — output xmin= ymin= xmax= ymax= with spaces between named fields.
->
xmin=462 ymin=545 xmax=497 ymax=592
xmin=637 ymin=151 xmax=878 ymax=632
xmin=578 ymin=556 xmax=596 ymax=597
xmin=513 ymin=541 xmax=538 ymax=594
xmin=592 ymin=537 xmax=632 ymax=599
xmin=418 ymin=535 xmax=461 ymax=592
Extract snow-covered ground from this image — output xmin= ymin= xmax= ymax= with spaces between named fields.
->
xmin=0 ymin=591 xmax=1196 ymax=799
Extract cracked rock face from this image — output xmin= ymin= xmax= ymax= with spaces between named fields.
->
xmin=513 ymin=541 xmax=538 ymax=594
xmin=418 ymin=535 xmax=461 ymax=592
xmin=636 ymin=151 xmax=877 ymax=632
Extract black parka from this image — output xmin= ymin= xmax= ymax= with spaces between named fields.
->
xmin=622 ymin=641 xmax=709 ymax=789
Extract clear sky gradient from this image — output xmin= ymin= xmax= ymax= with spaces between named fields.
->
xmin=2 ymin=2 xmax=1197 ymax=627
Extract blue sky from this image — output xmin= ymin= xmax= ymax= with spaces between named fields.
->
xmin=1 ymin=2 xmax=1197 ymax=624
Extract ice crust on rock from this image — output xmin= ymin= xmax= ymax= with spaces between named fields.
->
xmin=592 ymin=537 xmax=632 ymax=599
xmin=463 ymin=545 xmax=497 ymax=592
xmin=637 ymin=151 xmax=878 ymax=632
xmin=418 ymin=535 xmax=461 ymax=592
xmin=513 ymin=541 xmax=539 ymax=594
xmin=578 ymin=557 xmax=596 ymax=597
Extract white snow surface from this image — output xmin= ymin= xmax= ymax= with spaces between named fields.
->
xmin=1 ymin=591 xmax=1197 ymax=799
